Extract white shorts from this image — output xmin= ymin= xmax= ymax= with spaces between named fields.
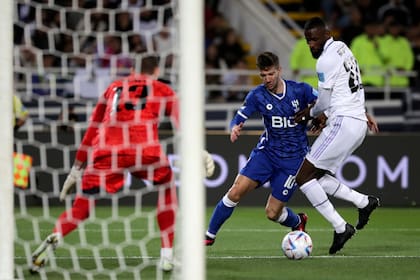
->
xmin=306 ymin=116 xmax=367 ymax=174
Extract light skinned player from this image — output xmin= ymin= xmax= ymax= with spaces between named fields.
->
xmin=205 ymin=52 xmax=321 ymax=246
xmin=30 ymin=55 xmax=215 ymax=273
xmin=294 ymin=17 xmax=380 ymax=254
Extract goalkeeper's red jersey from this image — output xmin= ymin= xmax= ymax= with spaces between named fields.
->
xmin=75 ymin=73 xmax=179 ymax=163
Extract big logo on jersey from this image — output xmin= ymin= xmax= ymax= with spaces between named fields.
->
xmin=272 ymin=116 xmax=297 ymax=128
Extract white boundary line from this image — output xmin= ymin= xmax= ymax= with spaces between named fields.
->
xmin=206 ymin=255 xmax=420 ymax=259
xmin=15 ymin=255 xmax=420 ymax=260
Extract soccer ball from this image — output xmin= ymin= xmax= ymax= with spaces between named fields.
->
xmin=281 ymin=230 xmax=313 ymax=260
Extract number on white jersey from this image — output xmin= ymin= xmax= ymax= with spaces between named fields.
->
xmin=343 ymin=57 xmax=362 ymax=93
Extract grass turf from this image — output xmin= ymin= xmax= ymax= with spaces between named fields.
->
xmin=14 ymin=206 xmax=420 ymax=279
xmin=205 ymin=206 xmax=419 ymax=280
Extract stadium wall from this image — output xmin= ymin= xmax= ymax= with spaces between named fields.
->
xmin=15 ymin=132 xmax=420 ymax=207
xmin=205 ymin=133 xmax=419 ymax=208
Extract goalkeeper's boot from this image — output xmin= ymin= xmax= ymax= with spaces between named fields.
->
xmin=292 ymin=213 xmax=308 ymax=232
xmin=329 ymin=223 xmax=355 ymax=254
xmin=159 ymin=256 xmax=174 ymax=272
xmin=29 ymin=233 xmax=60 ymax=274
xmin=356 ymin=196 xmax=380 ymax=230
xmin=204 ymin=234 xmax=215 ymax=246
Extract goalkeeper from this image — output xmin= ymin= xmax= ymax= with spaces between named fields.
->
xmin=31 ymin=55 xmax=215 ymax=273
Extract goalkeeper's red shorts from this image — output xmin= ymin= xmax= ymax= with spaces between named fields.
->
xmin=81 ymin=151 xmax=173 ymax=193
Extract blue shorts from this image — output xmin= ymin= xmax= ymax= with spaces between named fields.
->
xmin=240 ymin=148 xmax=304 ymax=202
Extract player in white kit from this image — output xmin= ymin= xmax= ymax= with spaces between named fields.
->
xmin=294 ymin=17 xmax=380 ymax=254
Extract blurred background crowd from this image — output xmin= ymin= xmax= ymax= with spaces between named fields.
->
xmin=12 ymin=0 xmax=420 ymax=131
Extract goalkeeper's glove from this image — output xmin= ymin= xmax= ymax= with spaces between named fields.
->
xmin=203 ymin=150 xmax=215 ymax=178
xmin=59 ymin=165 xmax=83 ymax=201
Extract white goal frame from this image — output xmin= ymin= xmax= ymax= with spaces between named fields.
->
xmin=178 ymin=0 xmax=205 ymax=279
xmin=0 ymin=0 xmax=14 ymax=279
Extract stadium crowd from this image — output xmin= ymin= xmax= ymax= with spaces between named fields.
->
xmin=12 ymin=0 xmax=420 ymax=122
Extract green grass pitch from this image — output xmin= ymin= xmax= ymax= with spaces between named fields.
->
xmin=14 ymin=206 xmax=420 ymax=279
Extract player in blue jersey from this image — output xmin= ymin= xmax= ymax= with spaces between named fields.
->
xmin=205 ymin=51 xmax=319 ymax=246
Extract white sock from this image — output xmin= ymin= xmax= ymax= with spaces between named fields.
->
xmin=319 ymin=174 xmax=369 ymax=209
xmin=223 ymin=194 xmax=238 ymax=207
xmin=206 ymin=231 xmax=216 ymax=239
xmin=160 ymin=248 xmax=173 ymax=260
xmin=276 ymin=207 xmax=288 ymax=223
xmin=300 ymin=179 xmax=346 ymax=233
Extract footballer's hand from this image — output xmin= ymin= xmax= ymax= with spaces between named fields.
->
xmin=366 ymin=112 xmax=379 ymax=133
xmin=230 ymin=123 xmax=244 ymax=143
xmin=203 ymin=150 xmax=215 ymax=177
xmin=310 ymin=113 xmax=327 ymax=134
xmin=294 ymin=107 xmax=311 ymax=123
xmin=59 ymin=165 xmax=83 ymax=201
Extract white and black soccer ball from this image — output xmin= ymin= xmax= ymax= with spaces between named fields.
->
xmin=281 ymin=230 xmax=313 ymax=260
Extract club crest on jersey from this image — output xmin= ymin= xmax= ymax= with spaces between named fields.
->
xmin=266 ymin=104 xmax=273 ymax=110
xmin=292 ymin=99 xmax=300 ymax=113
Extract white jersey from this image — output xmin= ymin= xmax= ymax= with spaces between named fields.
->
xmin=316 ymin=38 xmax=367 ymax=121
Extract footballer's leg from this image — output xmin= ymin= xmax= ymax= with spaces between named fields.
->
xmin=30 ymin=195 xmax=93 ymax=273
xmin=319 ymin=174 xmax=380 ymax=230
xmin=268 ymin=161 xmax=308 ymax=232
xmin=30 ymin=233 xmax=60 ymax=274
xmin=205 ymin=174 xmax=258 ymax=246
xmin=356 ymin=195 xmax=380 ymax=230
xmin=145 ymin=162 xmax=177 ymax=272
xmin=297 ymin=159 xmax=355 ymax=254
xmin=265 ymin=195 xmax=307 ymax=232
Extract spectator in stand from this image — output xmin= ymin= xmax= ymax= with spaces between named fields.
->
xmin=407 ymin=0 xmax=420 ymax=26
xmin=153 ymin=26 xmax=174 ymax=54
xmin=205 ymin=10 xmax=230 ymax=48
xmin=205 ymin=43 xmax=224 ymax=102
xmin=217 ymin=28 xmax=247 ymax=69
xmin=128 ymin=34 xmax=148 ymax=54
xmin=100 ymin=35 xmax=133 ymax=69
xmin=221 ymin=58 xmax=251 ymax=102
xmin=406 ymin=0 xmax=420 ymax=88
xmin=139 ymin=9 xmax=159 ymax=32
xmin=339 ymin=4 xmax=364 ymax=46
xmin=355 ymin=0 xmax=379 ymax=23
xmin=350 ymin=19 xmax=385 ymax=87
xmin=378 ymin=21 xmax=414 ymax=88
xmin=290 ymin=37 xmax=317 ymax=88
xmin=377 ymin=0 xmax=411 ymax=27
xmin=115 ymin=11 xmax=133 ymax=32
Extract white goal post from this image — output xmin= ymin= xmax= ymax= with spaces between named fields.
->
xmin=0 ymin=0 xmax=14 ymax=279
xmin=178 ymin=0 xmax=205 ymax=279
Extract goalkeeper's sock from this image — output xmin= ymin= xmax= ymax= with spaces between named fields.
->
xmin=300 ymin=179 xmax=346 ymax=233
xmin=157 ymin=185 xmax=177 ymax=249
xmin=207 ymin=194 xmax=237 ymax=236
xmin=53 ymin=195 xmax=92 ymax=236
xmin=278 ymin=207 xmax=300 ymax=228
xmin=319 ymin=174 xmax=368 ymax=208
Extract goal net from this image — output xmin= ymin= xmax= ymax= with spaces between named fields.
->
xmin=11 ymin=0 xmax=204 ymax=279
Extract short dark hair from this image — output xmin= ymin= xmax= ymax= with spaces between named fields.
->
xmin=304 ymin=17 xmax=327 ymax=31
xmin=140 ymin=55 xmax=160 ymax=74
xmin=256 ymin=52 xmax=279 ymax=70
